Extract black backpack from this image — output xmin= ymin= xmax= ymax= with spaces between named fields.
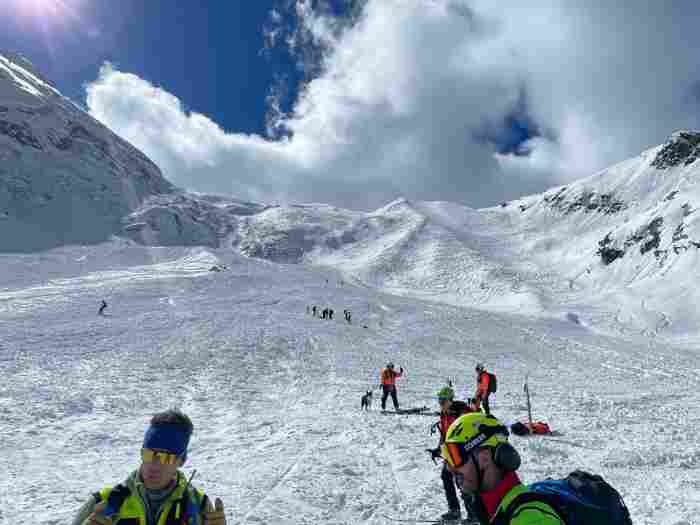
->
xmin=487 ymin=372 xmax=497 ymax=393
xmin=499 ymin=470 xmax=632 ymax=525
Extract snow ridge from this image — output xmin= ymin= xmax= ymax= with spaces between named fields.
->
xmin=0 ymin=52 xmax=174 ymax=252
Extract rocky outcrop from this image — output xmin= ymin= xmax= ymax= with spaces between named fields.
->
xmin=544 ymin=187 xmax=626 ymax=215
xmin=651 ymin=130 xmax=700 ymax=169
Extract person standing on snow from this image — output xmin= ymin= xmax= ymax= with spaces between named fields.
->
xmin=98 ymin=300 xmax=108 ymax=316
xmin=379 ymin=362 xmax=403 ymax=410
xmin=72 ymin=409 xmax=226 ymax=525
xmin=426 ymin=386 xmax=476 ymax=522
xmin=474 ymin=364 xmax=493 ymax=416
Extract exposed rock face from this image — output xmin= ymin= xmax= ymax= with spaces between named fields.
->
xmin=597 ymin=233 xmax=625 ymax=265
xmin=0 ymin=52 xmax=175 ymax=252
xmin=651 ymin=130 xmax=700 ymax=169
xmin=543 ymin=187 xmax=626 ymax=215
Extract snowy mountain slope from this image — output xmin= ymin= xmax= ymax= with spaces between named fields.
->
xmin=1 ymin=241 xmax=698 ymax=525
xmin=493 ymin=130 xmax=700 ymax=339
xmin=2 ymin=47 xmax=699 ymax=339
xmin=0 ymin=52 xmax=174 ymax=252
xmin=170 ymin=131 xmax=700 ymax=341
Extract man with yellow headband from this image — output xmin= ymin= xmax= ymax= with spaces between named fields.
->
xmin=72 ymin=409 xmax=226 ymax=525
xmin=441 ymin=413 xmax=563 ymax=525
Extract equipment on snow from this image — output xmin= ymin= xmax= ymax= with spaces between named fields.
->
xmin=513 ymin=378 xmax=553 ymax=436
xmin=524 ymin=378 xmax=532 ymax=425
xmin=380 ymin=406 xmax=432 ymax=415
xmin=500 ymin=470 xmax=633 ymax=525
xmin=510 ymin=420 xmax=551 ymax=436
xmin=381 ymin=514 xmax=477 ymax=524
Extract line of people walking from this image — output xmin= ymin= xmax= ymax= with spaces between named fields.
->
xmin=307 ymin=305 xmax=352 ymax=323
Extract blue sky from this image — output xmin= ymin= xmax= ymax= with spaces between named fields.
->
xmin=0 ymin=1 xmax=300 ymax=135
xmin=1 ymin=1 xmax=699 ymax=210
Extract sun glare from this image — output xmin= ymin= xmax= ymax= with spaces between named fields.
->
xmin=2 ymin=0 xmax=94 ymax=57
xmin=3 ymin=0 xmax=84 ymax=29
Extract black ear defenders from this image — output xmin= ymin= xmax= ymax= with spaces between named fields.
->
xmin=477 ymin=423 xmax=522 ymax=471
xmin=492 ymin=442 xmax=521 ymax=471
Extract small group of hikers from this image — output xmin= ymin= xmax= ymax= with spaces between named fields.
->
xmin=422 ymin=365 xmax=630 ymax=525
xmin=307 ymin=305 xmax=352 ymax=323
xmin=378 ymin=362 xmax=494 ymax=415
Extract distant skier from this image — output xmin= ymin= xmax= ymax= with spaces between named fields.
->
xmin=474 ymin=363 xmax=496 ymax=415
xmin=71 ymin=409 xmax=226 ymax=525
xmin=312 ymin=305 xmax=317 ymax=317
xmin=379 ymin=362 xmax=403 ymax=410
xmin=329 ymin=309 xmax=334 ymax=320
xmin=322 ymin=308 xmax=328 ymax=319
xmin=98 ymin=300 xmax=107 ymax=316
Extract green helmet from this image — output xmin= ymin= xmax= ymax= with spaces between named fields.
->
xmin=437 ymin=386 xmax=455 ymax=401
xmin=445 ymin=413 xmax=509 ymax=451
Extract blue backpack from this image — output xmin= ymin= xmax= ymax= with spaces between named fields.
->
xmin=501 ymin=470 xmax=633 ymax=525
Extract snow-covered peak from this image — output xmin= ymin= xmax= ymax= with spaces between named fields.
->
xmin=650 ymin=129 xmax=700 ymax=170
xmin=0 ymin=51 xmax=174 ymax=252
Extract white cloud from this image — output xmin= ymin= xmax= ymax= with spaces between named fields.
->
xmin=86 ymin=0 xmax=700 ymax=210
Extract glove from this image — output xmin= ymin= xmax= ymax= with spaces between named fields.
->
xmin=86 ymin=502 xmax=113 ymax=525
xmin=400 ymin=367 xmax=404 ymax=373
xmin=425 ymin=448 xmax=440 ymax=464
xmin=204 ymin=498 xmax=226 ymax=525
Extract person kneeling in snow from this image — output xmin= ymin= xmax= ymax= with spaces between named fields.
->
xmin=72 ymin=409 xmax=226 ymax=525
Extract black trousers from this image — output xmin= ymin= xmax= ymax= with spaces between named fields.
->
xmin=482 ymin=394 xmax=491 ymax=415
xmin=381 ymin=385 xmax=399 ymax=410
xmin=441 ymin=464 xmax=474 ymax=518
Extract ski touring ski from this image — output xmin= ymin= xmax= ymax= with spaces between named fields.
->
xmin=380 ymin=514 xmax=477 ymax=524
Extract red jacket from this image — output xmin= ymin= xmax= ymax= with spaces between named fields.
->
xmin=481 ymin=471 xmax=522 ymax=519
xmin=476 ymin=370 xmax=490 ymax=398
xmin=438 ymin=401 xmax=473 ymax=444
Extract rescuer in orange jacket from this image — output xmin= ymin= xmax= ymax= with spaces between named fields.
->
xmin=474 ymin=363 xmax=493 ymax=415
xmin=379 ymin=362 xmax=403 ymax=410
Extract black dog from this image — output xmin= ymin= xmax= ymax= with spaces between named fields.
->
xmin=360 ymin=390 xmax=373 ymax=410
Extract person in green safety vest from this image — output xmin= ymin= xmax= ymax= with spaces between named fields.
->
xmin=72 ymin=409 xmax=226 ymax=525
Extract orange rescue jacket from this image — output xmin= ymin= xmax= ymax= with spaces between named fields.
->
xmin=476 ymin=370 xmax=490 ymax=397
xmin=381 ymin=368 xmax=402 ymax=386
